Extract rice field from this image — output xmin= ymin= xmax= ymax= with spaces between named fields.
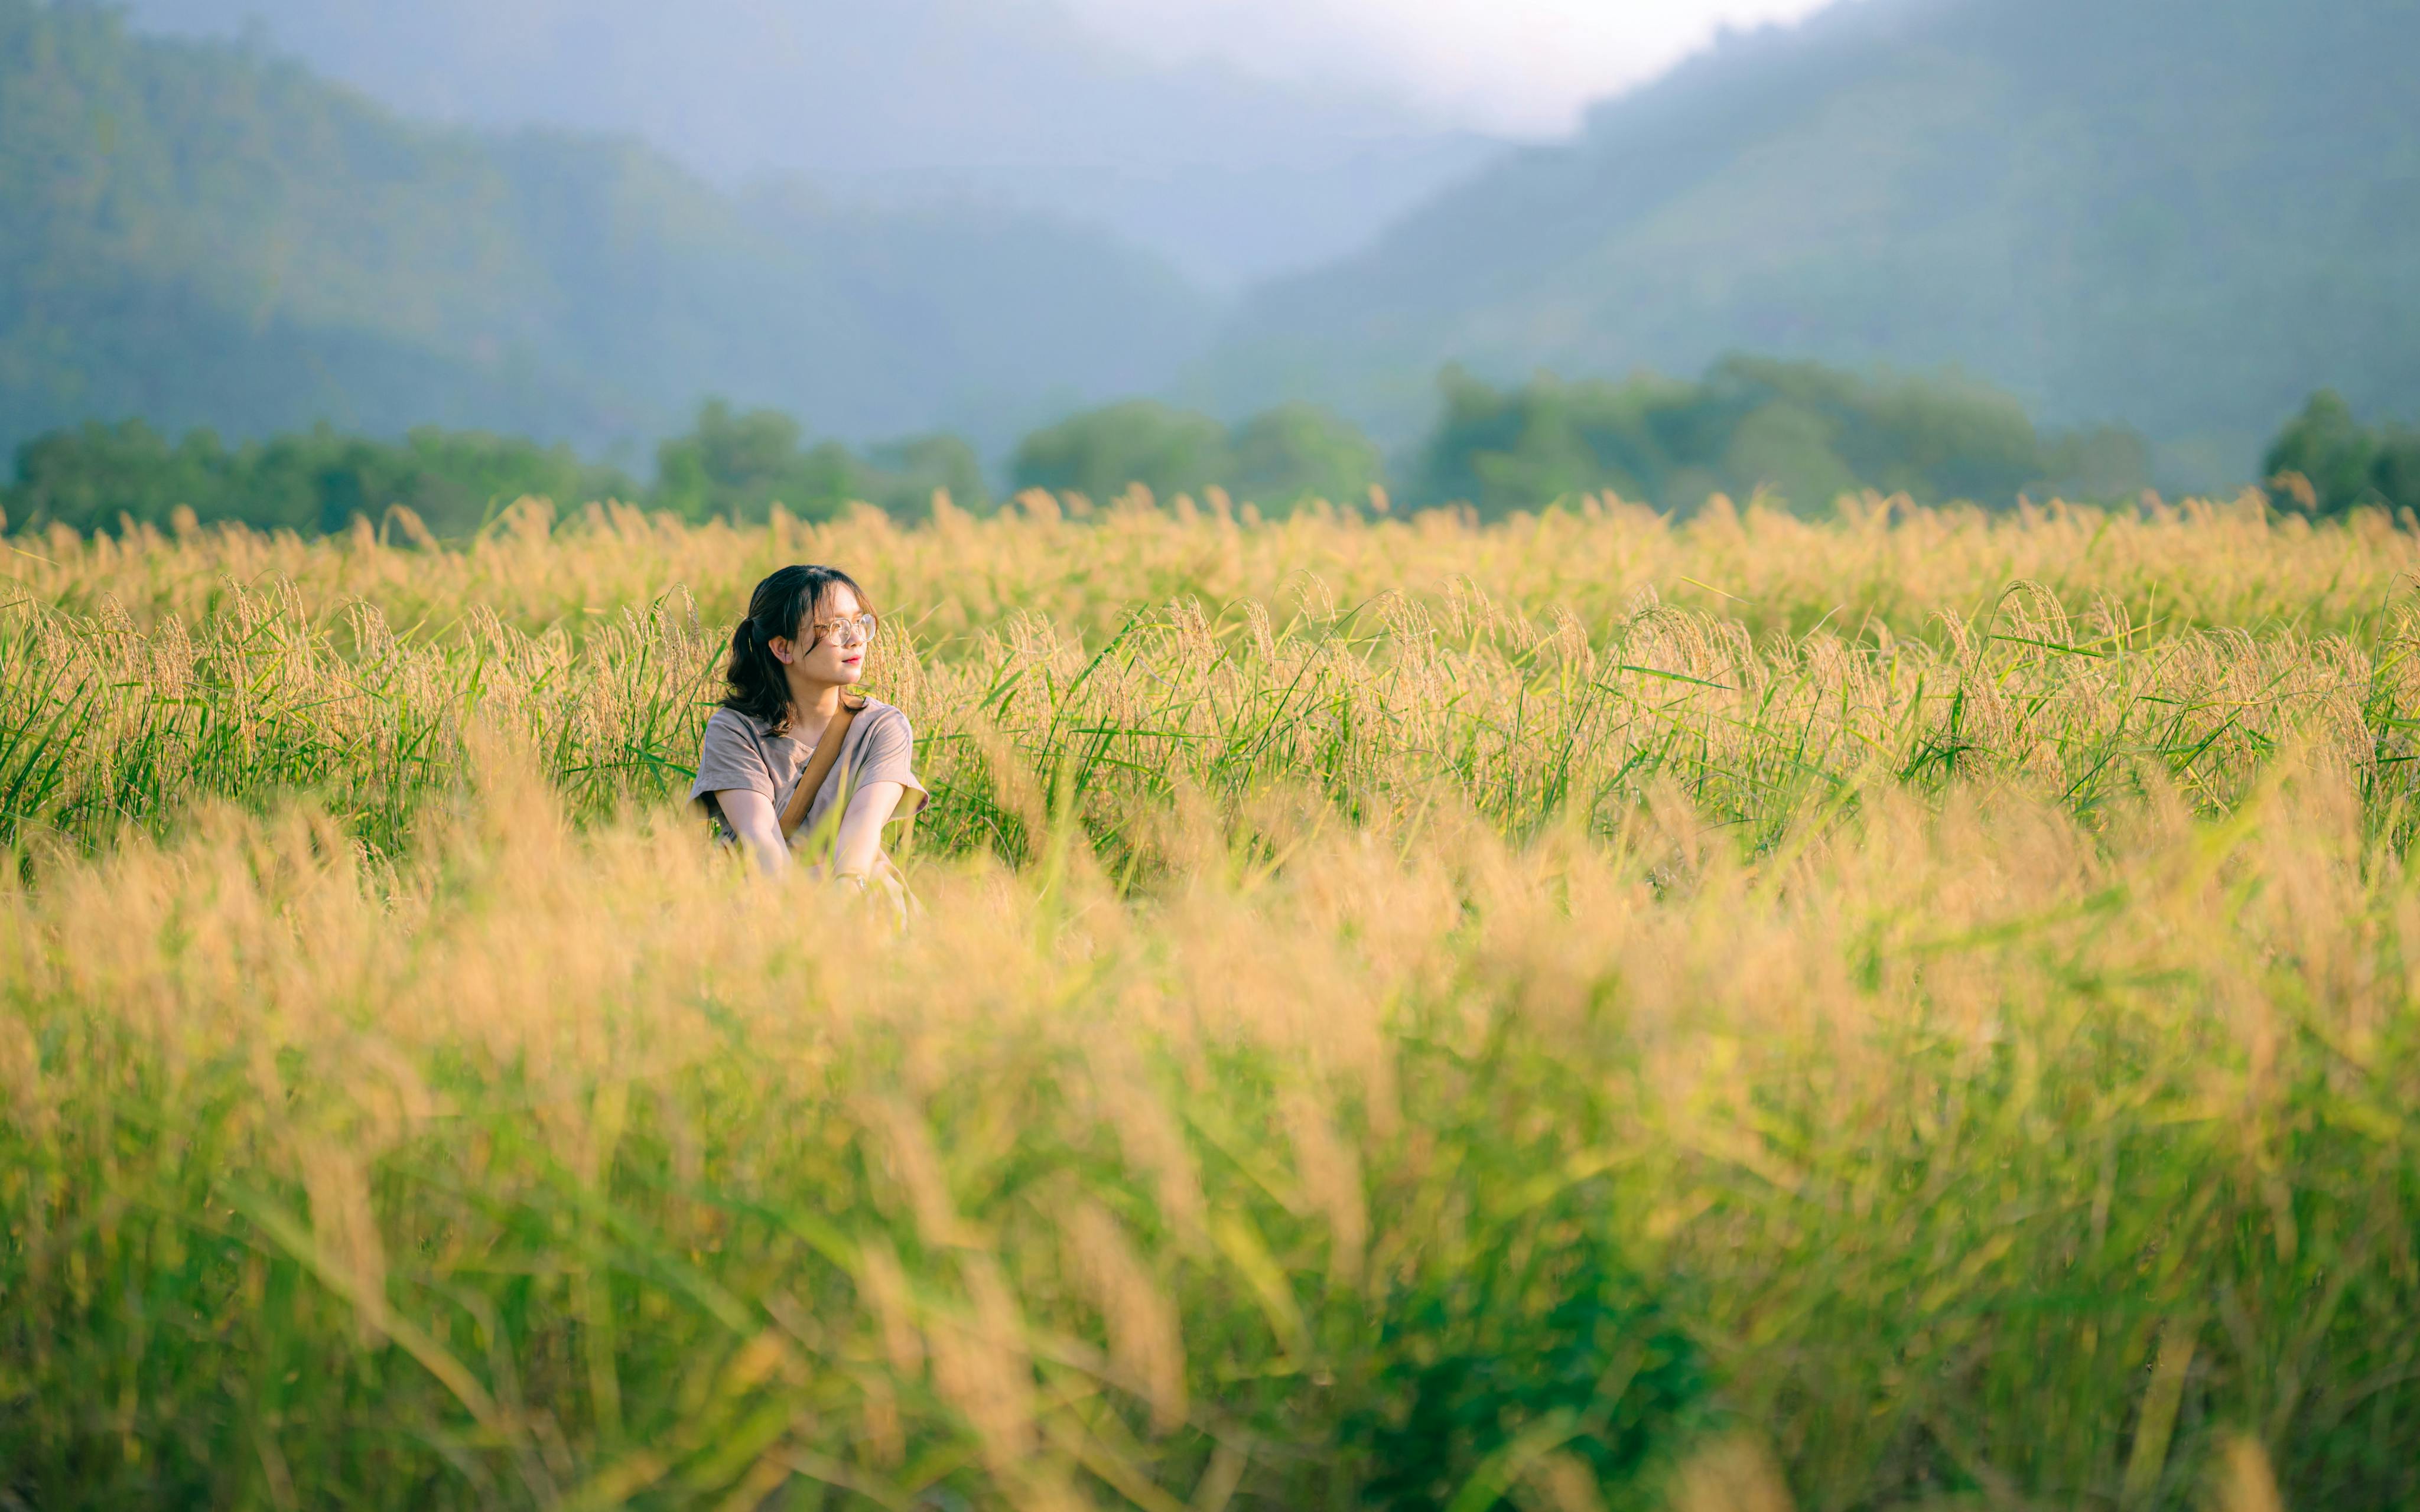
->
xmin=3 ymin=495 xmax=2416 ymax=1510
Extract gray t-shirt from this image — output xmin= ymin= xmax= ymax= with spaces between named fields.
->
xmin=688 ymin=698 xmax=928 ymax=849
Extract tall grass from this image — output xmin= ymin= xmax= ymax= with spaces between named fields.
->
xmin=4 ymin=755 xmax=2412 ymax=1508
xmin=2 ymin=500 xmax=2416 ymax=1509
xmin=11 ymin=490 xmax=2419 ymax=644
xmin=6 ymin=522 xmax=2420 ymax=861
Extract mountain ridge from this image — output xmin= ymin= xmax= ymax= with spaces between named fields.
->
xmin=113 ymin=0 xmax=1510 ymax=289
xmin=0 ymin=0 xmax=1219 ymax=461
xmin=1193 ymin=0 xmax=2420 ymax=486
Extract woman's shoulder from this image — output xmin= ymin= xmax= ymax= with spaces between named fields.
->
xmin=702 ymin=705 xmax=767 ymax=739
xmin=692 ymin=703 xmax=780 ymax=801
xmin=701 ymin=704 xmax=790 ymax=755
xmin=853 ymin=697 xmax=913 ymax=734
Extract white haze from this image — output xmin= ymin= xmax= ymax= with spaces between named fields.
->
xmin=1065 ymin=0 xmax=1837 ymax=136
xmin=116 ymin=0 xmax=1834 ymax=284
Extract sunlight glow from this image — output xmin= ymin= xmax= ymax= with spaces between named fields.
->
xmin=1060 ymin=0 xmax=1837 ymax=135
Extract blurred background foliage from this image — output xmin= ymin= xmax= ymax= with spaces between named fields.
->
xmin=0 ymin=0 xmax=1213 ymax=467
xmin=5 ymin=420 xmax=639 ymax=539
xmin=1190 ymin=0 xmax=2420 ymax=490
xmin=0 ymin=0 xmax=2411 ymax=538
xmin=1411 ymin=358 xmax=2151 ymax=518
xmin=650 ymin=402 xmax=987 ymax=527
xmin=1009 ymin=399 xmax=1385 ymax=511
xmin=2262 ymin=390 xmax=2420 ymax=517
xmin=2 ymin=0 xmax=2416 ymax=504
xmin=12 ymin=359 xmax=2305 ymax=539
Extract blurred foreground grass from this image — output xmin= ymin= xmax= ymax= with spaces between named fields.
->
xmin=2 ymin=500 xmax=2416 ymax=1508
xmin=5 ymin=757 xmax=2411 ymax=1508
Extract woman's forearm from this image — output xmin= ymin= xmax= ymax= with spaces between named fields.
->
xmin=831 ymin=781 xmax=905 ymax=879
xmin=715 ymin=783 xmax=903 ymax=882
xmin=715 ymin=790 xmax=791 ymax=876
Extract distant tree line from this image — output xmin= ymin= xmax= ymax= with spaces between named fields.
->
xmin=650 ymin=402 xmax=985 ymax=526
xmin=1009 ymin=400 xmax=1384 ymax=509
xmin=0 ymin=405 xmax=985 ymax=539
xmin=0 ymin=394 xmax=1394 ymax=538
xmin=1409 ymin=359 xmax=2151 ymax=517
xmin=15 ymin=362 xmax=2403 ymax=539
xmin=1 ymin=422 xmax=637 ymax=539
xmin=2262 ymin=391 xmax=2420 ymax=517
xmin=1002 ymin=361 xmax=2155 ymax=518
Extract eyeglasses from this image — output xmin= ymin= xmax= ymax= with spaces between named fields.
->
xmin=812 ymin=612 xmax=879 ymax=646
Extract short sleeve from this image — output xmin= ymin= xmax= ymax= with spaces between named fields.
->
xmin=689 ymin=709 xmax=773 ymax=812
xmin=850 ymin=706 xmax=929 ymax=816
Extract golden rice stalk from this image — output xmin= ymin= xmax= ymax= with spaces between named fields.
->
xmin=1063 ymin=1197 xmax=1188 ymax=1435
xmin=1668 ymin=1433 xmax=1794 ymax=1512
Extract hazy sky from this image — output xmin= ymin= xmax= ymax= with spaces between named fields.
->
xmin=117 ymin=0 xmax=1845 ymax=285
xmin=1065 ymin=0 xmax=1836 ymax=135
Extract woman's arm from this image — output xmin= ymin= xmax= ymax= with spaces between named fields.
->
xmin=831 ymin=781 xmax=906 ymax=883
xmin=719 ymin=783 xmax=905 ymax=884
xmin=714 ymin=788 xmax=791 ymax=876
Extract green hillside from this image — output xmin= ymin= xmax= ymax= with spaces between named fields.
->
xmin=0 ymin=0 xmax=1216 ymax=460
xmin=1194 ymin=0 xmax=2420 ymax=487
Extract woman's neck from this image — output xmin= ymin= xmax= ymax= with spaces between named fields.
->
xmin=784 ymin=674 xmax=844 ymax=734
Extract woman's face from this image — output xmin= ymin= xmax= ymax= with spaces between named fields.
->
xmin=773 ymin=584 xmax=871 ymax=687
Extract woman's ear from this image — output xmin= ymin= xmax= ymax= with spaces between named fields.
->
xmin=769 ymin=635 xmax=796 ymax=666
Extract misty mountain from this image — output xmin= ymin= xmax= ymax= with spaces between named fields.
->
xmin=0 ymin=0 xmax=1218 ymax=462
xmin=113 ymin=0 xmax=1506 ymax=289
xmin=1194 ymin=0 xmax=2420 ymax=486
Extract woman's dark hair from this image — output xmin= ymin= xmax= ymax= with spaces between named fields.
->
xmin=721 ymin=564 xmax=876 ymax=732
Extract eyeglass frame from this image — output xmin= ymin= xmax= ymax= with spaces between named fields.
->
xmin=810 ymin=612 xmax=879 ymax=646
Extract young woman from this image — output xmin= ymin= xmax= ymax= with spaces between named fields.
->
xmin=689 ymin=564 xmax=926 ymax=885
